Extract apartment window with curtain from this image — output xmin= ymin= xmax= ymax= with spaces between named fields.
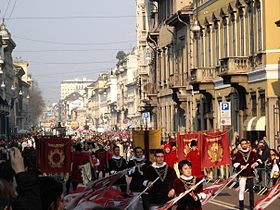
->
xmin=200 ymin=31 xmax=205 ymax=67
xmin=256 ymin=1 xmax=262 ymax=52
xmin=223 ymin=17 xmax=228 ymax=58
xmin=214 ymin=21 xmax=220 ymax=66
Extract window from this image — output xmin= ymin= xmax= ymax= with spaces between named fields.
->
xmin=251 ymin=93 xmax=257 ymax=116
xmin=223 ymin=17 xmax=228 ymax=58
xmin=248 ymin=4 xmax=254 ymax=56
xmin=239 ymin=9 xmax=245 ymax=56
xmin=231 ymin=13 xmax=236 ymax=56
xmin=200 ymin=31 xmax=205 ymax=67
xmin=214 ymin=21 xmax=220 ymax=65
xmin=256 ymin=1 xmax=262 ymax=51
xmin=259 ymin=92 xmax=265 ymax=116
xmin=207 ymin=26 xmax=212 ymax=66
xmin=195 ymin=32 xmax=199 ymax=67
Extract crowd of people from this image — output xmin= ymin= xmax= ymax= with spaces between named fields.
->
xmin=0 ymin=133 xmax=279 ymax=210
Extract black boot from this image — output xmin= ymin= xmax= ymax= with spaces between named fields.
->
xmin=239 ymin=200 xmax=244 ymax=210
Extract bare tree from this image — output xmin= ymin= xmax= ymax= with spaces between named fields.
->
xmin=29 ymin=81 xmax=45 ymax=126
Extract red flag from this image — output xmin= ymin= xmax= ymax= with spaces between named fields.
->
xmin=35 ymin=136 xmax=71 ymax=175
xmin=177 ymin=133 xmax=200 ymax=161
xmin=64 ymin=169 xmax=128 ymax=209
xmin=157 ymin=179 xmax=205 ymax=210
xmin=201 ymin=130 xmax=231 ymax=169
xmin=254 ymin=179 xmax=280 ymax=210
xmin=201 ymin=165 xmax=247 ymax=205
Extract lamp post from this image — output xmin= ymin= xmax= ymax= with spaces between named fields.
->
xmin=142 ymin=102 xmax=153 ymax=160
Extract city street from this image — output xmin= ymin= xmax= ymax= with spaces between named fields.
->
xmin=204 ymin=188 xmax=279 ymax=210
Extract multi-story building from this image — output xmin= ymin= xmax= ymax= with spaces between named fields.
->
xmin=147 ymin=0 xmax=280 ymax=147
xmin=60 ymin=77 xmax=94 ymax=100
xmin=0 ymin=23 xmax=17 ymax=137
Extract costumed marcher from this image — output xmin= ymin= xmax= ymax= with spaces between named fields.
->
xmin=233 ymin=139 xmax=262 ymax=210
xmin=127 ymin=146 xmax=152 ymax=210
xmin=71 ymin=143 xmax=91 ymax=190
xmin=168 ymin=160 xmax=206 ymax=210
xmin=90 ymin=153 xmax=100 ymax=181
xmin=143 ymin=149 xmax=177 ymax=210
xmin=163 ymin=144 xmax=177 ymax=168
xmin=108 ymin=145 xmax=128 ymax=193
xmin=186 ymin=140 xmax=204 ymax=185
xmin=95 ymin=144 xmax=108 ymax=179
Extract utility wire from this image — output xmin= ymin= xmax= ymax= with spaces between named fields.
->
xmin=29 ymin=60 xmax=115 ymax=65
xmin=7 ymin=0 xmax=16 ymax=19
xmin=7 ymin=15 xmax=135 ymax=20
xmin=32 ymin=68 xmax=108 ymax=77
xmin=15 ymin=48 xmax=131 ymax=53
xmin=13 ymin=35 xmax=135 ymax=46
xmin=2 ymin=0 xmax=12 ymax=18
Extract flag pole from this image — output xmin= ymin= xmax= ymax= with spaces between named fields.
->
xmin=124 ymin=177 xmax=160 ymax=210
xmin=157 ymin=178 xmax=206 ymax=210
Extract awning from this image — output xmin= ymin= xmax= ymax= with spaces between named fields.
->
xmin=244 ymin=116 xmax=266 ymax=131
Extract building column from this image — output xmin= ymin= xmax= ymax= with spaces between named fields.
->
xmin=268 ymin=97 xmax=279 ymax=148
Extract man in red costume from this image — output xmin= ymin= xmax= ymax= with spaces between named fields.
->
xmin=164 ymin=144 xmax=178 ymax=168
xmin=186 ymin=140 xmax=204 ymax=180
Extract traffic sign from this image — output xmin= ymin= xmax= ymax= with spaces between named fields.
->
xmin=220 ymin=102 xmax=231 ymax=126
xmin=142 ymin=112 xmax=150 ymax=119
xmin=123 ymin=118 xmax=129 ymax=124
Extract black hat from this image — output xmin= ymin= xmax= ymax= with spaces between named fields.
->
xmin=190 ymin=140 xmax=197 ymax=147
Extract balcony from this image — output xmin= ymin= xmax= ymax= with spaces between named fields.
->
xmin=168 ymin=73 xmax=185 ymax=89
xmin=218 ymin=56 xmax=249 ymax=84
xmin=190 ymin=67 xmax=216 ymax=91
xmin=168 ymin=73 xmax=188 ymax=104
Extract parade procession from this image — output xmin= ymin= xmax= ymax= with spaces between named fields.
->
xmin=0 ymin=0 xmax=280 ymax=210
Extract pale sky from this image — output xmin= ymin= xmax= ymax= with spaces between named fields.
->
xmin=0 ymin=0 xmax=136 ymax=103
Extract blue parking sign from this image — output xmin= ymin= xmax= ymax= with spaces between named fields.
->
xmin=221 ymin=102 xmax=230 ymax=110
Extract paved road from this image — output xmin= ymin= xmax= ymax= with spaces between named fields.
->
xmin=203 ymin=187 xmax=279 ymax=210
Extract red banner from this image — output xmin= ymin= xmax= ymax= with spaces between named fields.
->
xmin=201 ymin=130 xmax=231 ymax=169
xmin=35 ymin=136 xmax=72 ymax=175
xmin=177 ymin=130 xmax=231 ymax=169
xmin=177 ymin=132 xmax=200 ymax=161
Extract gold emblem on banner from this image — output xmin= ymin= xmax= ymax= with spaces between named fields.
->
xmin=208 ymin=142 xmax=223 ymax=162
xmin=48 ymin=149 xmax=65 ymax=168
xmin=184 ymin=143 xmax=191 ymax=156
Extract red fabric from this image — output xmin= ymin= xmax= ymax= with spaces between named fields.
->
xmin=254 ymin=179 xmax=280 ymax=209
xmin=164 ymin=143 xmax=171 ymax=149
xmin=177 ymin=133 xmax=201 ymax=161
xmin=164 ymin=150 xmax=178 ymax=167
xmin=72 ymin=151 xmax=90 ymax=183
xmin=201 ymin=130 xmax=232 ymax=169
xmin=35 ymin=136 xmax=71 ymax=175
xmin=186 ymin=149 xmax=204 ymax=178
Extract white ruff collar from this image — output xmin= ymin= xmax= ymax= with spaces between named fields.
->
xmin=180 ymin=175 xmax=193 ymax=181
xmin=132 ymin=155 xmax=145 ymax=162
xmin=152 ymin=162 xmax=166 ymax=168
xmin=240 ymin=148 xmax=250 ymax=153
xmin=112 ymin=155 xmax=121 ymax=159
